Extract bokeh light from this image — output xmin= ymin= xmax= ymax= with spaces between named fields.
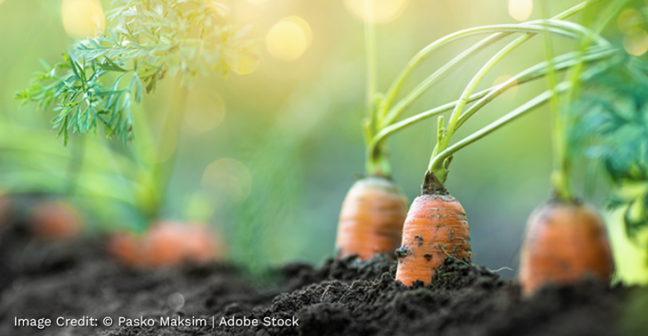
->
xmin=624 ymin=29 xmax=648 ymax=56
xmin=281 ymin=16 xmax=313 ymax=48
xmin=201 ymin=158 xmax=252 ymax=203
xmin=266 ymin=17 xmax=312 ymax=61
xmin=508 ymin=0 xmax=533 ymax=22
xmin=492 ymin=75 xmax=518 ymax=101
xmin=184 ymin=88 xmax=226 ymax=133
xmin=618 ymin=8 xmax=644 ymax=34
xmin=344 ymin=0 xmax=409 ymax=24
xmin=61 ymin=0 xmax=106 ymax=39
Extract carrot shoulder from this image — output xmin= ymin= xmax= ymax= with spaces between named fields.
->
xmin=336 ymin=177 xmax=408 ymax=260
xmin=519 ymin=200 xmax=614 ymax=296
xmin=395 ymin=172 xmax=471 ymax=286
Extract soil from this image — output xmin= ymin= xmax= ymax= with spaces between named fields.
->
xmin=0 ymin=215 xmax=644 ymax=336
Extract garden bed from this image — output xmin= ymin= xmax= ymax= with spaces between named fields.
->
xmin=0 ymin=220 xmax=641 ymax=336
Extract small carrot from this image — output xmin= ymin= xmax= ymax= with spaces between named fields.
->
xmin=108 ymin=232 xmax=143 ymax=266
xmin=29 ymin=201 xmax=83 ymax=241
xmin=109 ymin=222 xmax=224 ymax=267
xmin=335 ymin=176 xmax=408 ymax=260
xmin=395 ymin=172 xmax=471 ymax=286
xmin=519 ymin=200 xmax=614 ymax=297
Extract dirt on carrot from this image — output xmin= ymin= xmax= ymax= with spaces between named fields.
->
xmin=519 ymin=199 xmax=615 ymax=297
xmin=395 ymin=172 xmax=471 ymax=286
xmin=336 ymin=176 xmax=408 ymax=260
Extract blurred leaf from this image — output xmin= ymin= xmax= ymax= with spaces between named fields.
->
xmin=17 ymin=0 xmax=260 ymax=144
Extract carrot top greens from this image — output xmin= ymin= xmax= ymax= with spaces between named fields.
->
xmin=359 ymin=1 xmax=618 ymax=184
xmin=16 ymin=0 xmax=259 ymax=144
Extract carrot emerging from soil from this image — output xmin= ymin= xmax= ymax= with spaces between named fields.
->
xmin=108 ymin=232 xmax=142 ymax=266
xmin=29 ymin=201 xmax=83 ymax=241
xmin=395 ymin=172 xmax=471 ymax=286
xmin=109 ymin=222 xmax=225 ymax=267
xmin=519 ymin=200 xmax=614 ymax=297
xmin=336 ymin=177 xmax=408 ymax=260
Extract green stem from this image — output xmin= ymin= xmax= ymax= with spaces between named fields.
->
xmin=379 ymin=24 xmax=576 ymax=122
xmin=368 ymin=47 xmax=615 ymax=157
xmin=429 ymin=34 xmax=535 ymax=177
xmin=555 ymin=0 xmax=629 ymax=200
xmin=428 ymin=52 xmax=613 ymax=184
xmin=363 ymin=0 xmax=390 ymax=177
xmin=378 ymin=33 xmax=509 ymax=127
xmin=365 ymin=0 xmax=377 ymax=120
xmin=542 ymin=2 xmax=573 ymax=201
xmin=430 ymin=83 xmax=572 ymax=181
xmin=429 ymin=19 xmax=608 ymax=182
xmin=455 ymin=47 xmax=615 ymax=129
xmin=379 ymin=1 xmax=596 ymax=126
xmin=151 ymin=82 xmax=188 ymax=221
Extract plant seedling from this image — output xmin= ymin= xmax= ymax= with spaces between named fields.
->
xmin=337 ymin=0 xmax=615 ymax=263
xmin=16 ymin=0 xmax=258 ymax=267
xmin=394 ymin=0 xmax=622 ymax=286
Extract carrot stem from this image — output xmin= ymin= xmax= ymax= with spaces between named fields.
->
xmin=542 ymin=2 xmax=573 ymax=202
xmin=378 ymin=24 xmax=576 ymax=123
xmin=430 ymin=84 xmax=570 ymax=179
xmin=379 ymin=1 xmax=597 ymax=127
xmin=368 ymin=47 xmax=615 ymax=158
xmin=552 ymin=0 xmax=629 ymax=201
xmin=362 ymin=0 xmax=392 ymax=177
xmin=364 ymin=0 xmax=378 ymax=141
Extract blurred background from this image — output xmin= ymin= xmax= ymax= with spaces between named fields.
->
xmin=0 ymin=0 xmax=634 ymax=277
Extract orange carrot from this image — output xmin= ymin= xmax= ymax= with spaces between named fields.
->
xmin=29 ymin=201 xmax=83 ymax=241
xmin=110 ymin=221 xmax=225 ymax=267
xmin=395 ymin=172 xmax=471 ymax=286
xmin=519 ymin=200 xmax=614 ymax=297
xmin=108 ymin=232 xmax=143 ymax=266
xmin=335 ymin=177 xmax=408 ymax=260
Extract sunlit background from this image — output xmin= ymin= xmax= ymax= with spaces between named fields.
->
xmin=0 ymin=0 xmax=640 ymax=276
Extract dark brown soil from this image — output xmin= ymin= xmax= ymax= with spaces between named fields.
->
xmin=0 ymin=215 xmax=642 ymax=336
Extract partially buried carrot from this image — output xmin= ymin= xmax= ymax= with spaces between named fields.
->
xmin=519 ymin=200 xmax=614 ymax=297
xmin=335 ymin=176 xmax=408 ymax=260
xmin=29 ymin=201 xmax=83 ymax=241
xmin=109 ymin=221 xmax=225 ymax=267
xmin=395 ymin=172 xmax=471 ymax=286
xmin=108 ymin=232 xmax=142 ymax=266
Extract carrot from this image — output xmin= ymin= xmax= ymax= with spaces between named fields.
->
xmin=108 ymin=221 xmax=223 ymax=267
xmin=395 ymin=172 xmax=471 ymax=286
xmin=519 ymin=200 xmax=614 ymax=297
xmin=142 ymin=222 xmax=223 ymax=267
xmin=335 ymin=176 xmax=408 ymax=260
xmin=108 ymin=232 xmax=143 ymax=266
xmin=29 ymin=201 xmax=83 ymax=241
